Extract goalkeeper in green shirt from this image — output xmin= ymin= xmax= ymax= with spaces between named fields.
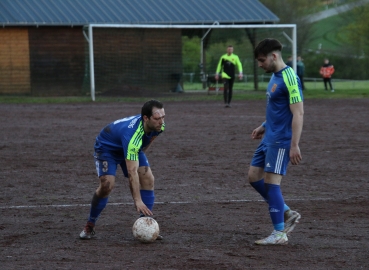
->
xmin=215 ymin=45 xmax=243 ymax=107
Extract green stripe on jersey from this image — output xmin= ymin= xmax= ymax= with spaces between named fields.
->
xmin=126 ymin=121 xmax=144 ymax=160
xmin=282 ymin=67 xmax=302 ymax=104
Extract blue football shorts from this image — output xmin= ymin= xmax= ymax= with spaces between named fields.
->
xmin=94 ymin=150 xmax=149 ymax=178
xmin=251 ymin=141 xmax=290 ymax=175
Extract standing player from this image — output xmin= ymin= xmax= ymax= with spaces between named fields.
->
xmin=320 ymin=58 xmax=335 ymax=92
xmin=79 ymin=100 xmax=165 ymax=240
xmin=215 ymin=45 xmax=243 ymax=108
xmin=248 ymin=38 xmax=304 ymax=245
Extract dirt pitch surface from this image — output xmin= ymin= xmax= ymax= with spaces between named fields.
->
xmin=1 ymin=98 xmax=368 ymax=269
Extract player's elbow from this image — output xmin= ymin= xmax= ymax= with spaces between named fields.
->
xmin=296 ymin=108 xmax=304 ymax=117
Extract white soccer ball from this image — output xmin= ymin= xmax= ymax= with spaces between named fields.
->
xmin=132 ymin=217 xmax=160 ymax=243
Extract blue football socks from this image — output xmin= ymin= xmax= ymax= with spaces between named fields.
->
xmin=140 ymin=189 xmax=155 ymax=216
xmin=250 ymin=179 xmax=290 ymax=213
xmin=88 ymin=193 xmax=109 ymax=224
xmin=250 ymin=179 xmax=268 ymax=201
xmin=265 ymin=183 xmax=285 ymax=231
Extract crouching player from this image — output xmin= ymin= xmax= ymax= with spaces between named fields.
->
xmin=80 ymin=100 xmax=165 ymax=240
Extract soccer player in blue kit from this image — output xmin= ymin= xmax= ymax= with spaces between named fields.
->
xmin=248 ymin=39 xmax=304 ymax=245
xmin=80 ymin=100 xmax=165 ymax=240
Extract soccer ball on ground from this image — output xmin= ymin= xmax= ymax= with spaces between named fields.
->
xmin=132 ymin=217 xmax=160 ymax=243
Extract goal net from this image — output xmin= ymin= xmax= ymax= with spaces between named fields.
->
xmin=83 ymin=24 xmax=296 ymax=100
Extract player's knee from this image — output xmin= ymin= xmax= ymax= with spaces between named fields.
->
xmin=98 ymin=175 xmax=114 ymax=196
xmin=248 ymin=173 xmax=258 ymax=184
xmin=145 ymin=175 xmax=155 ymax=189
xmin=248 ymin=177 xmax=254 ymax=184
xmin=248 ymin=166 xmax=263 ymax=183
xmin=140 ymin=174 xmax=155 ymax=190
xmin=138 ymin=167 xmax=154 ymax=187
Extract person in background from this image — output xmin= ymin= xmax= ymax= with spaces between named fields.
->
xmin=296 ymin=56 xmax=305 ymax=90
xmin=320 ymin=58 xmax=335 ymax=92
xmin=248 ymin=38 xmax=303 ymax=245
xmin=79 ymin=100 xmax=165 ymax=241
xmin=215 ymin=45 xmax=243 ymax=108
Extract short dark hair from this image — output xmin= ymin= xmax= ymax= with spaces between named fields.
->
xmin=141 ymin=99 xmax=163 ymax=118
xmin=254 ymin=38 xmax=283 ymax=59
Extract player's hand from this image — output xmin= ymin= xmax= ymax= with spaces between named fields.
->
xmin=215 ymin=74 xmax=219 ymax=81
xmin=251 ymin=126 xmax=265 ymax=140
xmin=135 ymin=201 xmax=153 ymax=216
xmin=290 ymin=145 xmax=302 ymax=165
xmin=238 ymin=73 xmax=243 ymax=80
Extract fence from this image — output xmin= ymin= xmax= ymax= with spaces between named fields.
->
xmin=182 ymin=73 xmax=367 ymax=91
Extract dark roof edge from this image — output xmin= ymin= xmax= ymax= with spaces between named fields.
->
xmin=1 ymin=21 xmax=279 ymax=27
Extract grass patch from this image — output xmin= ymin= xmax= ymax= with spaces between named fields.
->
xmin=0 ymin=80 xmax=368 ymax=104
xmin=308 ymin=15 xmax=350 ymax=51
xmin=306 ymin=3 xmax=368 ymax=52
xmin=0 ymin=90 xmax=367 ymax=104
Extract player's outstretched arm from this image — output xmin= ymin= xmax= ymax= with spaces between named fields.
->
xmin=126 ymin=159 xmax=153 ymax=216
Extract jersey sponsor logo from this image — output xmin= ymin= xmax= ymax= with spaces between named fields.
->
xmin=128 ymin=118 xmax=138 ymax=128
xmin=266 ymin=92 xmax=271 ymax=106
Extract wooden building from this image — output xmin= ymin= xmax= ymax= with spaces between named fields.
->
xmin=0 ymin=0 xmax=278 ymax=96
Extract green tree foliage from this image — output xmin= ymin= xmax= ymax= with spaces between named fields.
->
xmin=344 ymin=4 xmax=369 ymax=57
xmin=182 ymin=30 xmax=254 ymax=79
xmin=181 ymin=1 xmax=369 ymax=81
xmin=182 ymin=36 xmax=201 ymax=73
xmin=260 ymin=0 xmax=369 ymax=80
xmin=206 ymin=30 xmax=253 ymax=74
xmin=259 ymin=0 xmax=321 ymax=54
xmin=302 ymin=50 xmax=368 ymax=79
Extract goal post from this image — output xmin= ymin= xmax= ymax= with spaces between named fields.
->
xmin=83 ymin=23 xmax=296 ymax=101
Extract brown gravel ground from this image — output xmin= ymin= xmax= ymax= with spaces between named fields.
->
xmin=0 ymin=98 xmax=368 ymax=269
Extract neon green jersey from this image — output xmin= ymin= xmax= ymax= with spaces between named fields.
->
xmin=216 ymin=53 xmax=243 ymax=79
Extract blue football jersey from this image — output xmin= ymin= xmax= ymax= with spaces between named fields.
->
xmin=263 ymin=66 xmax=303 ymax=145
xmin=95 ymin=114 xmax=165 ymax=161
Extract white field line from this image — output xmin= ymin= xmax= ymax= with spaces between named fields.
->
xmin=0 ymin=197 xmax=339 ymax=210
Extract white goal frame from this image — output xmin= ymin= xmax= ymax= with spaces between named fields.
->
xmin=83 ymin=23 xmax=297 ymax=101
